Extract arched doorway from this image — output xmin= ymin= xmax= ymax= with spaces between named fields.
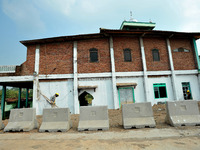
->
xmin=78 ymin=91 xmax=94 ymax=106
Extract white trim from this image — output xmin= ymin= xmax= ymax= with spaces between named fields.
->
xmin=33 ymin=45 xmax=40 ymax=114
xmin=166 ymin=38 xmax=178 ymax=100
xmin=175 ymin=70 xmax=198 ymax=75
xmin=73 ymin=41 xmax=79 ymax=114
xmin=78 ymin=72 xmax=111 ymax=78
xmin=110 ymin=37 xmax=119 ymax=109
xmin=0 ymin=65 xmax=16 ymax=73
xmin=34 ymin=45 xmax=40 ymax=74
xmin=0 ymin=76 xmax=33 ymax=82
xmin=140 ymin=37 xmax=149 ymax=102
xmin=39 ymin=74 xmax=73 ymax=79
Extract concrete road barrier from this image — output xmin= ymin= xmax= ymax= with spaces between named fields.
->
xmin=0 ymin=110 xmax=4 ymax=130
xmin=39 ymin=108 xmax=72 ymax=132
xmin=78 ymin=106 xmax=109 ymax=131
xmin=165 ymin=100 xmax=200 ymax=127
xmin=122 ymin=102 xmax=156 ymax=129
xmin=4 ymin=108 xmax=38 ymax=132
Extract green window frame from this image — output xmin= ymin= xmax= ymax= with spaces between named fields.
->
xmin=118 ymin=87 xmax=135 ymax=107
xmin=182 ymin=82 xmax=192 ymax=100
xmin=153 ymin=83 xmax=167 ymax=99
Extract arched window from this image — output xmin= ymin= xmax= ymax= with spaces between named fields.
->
xmin=123 ymin=48 xmax=132 ymax=62
xmin=152 ymin=49 xmax=160 ymax=61
xmin=90 ymin=48 xmax=98 ymax=62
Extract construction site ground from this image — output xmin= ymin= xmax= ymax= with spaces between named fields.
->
xmin=0 ymin=103 xmax=200 ymax=150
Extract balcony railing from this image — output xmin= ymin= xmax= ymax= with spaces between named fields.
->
xmin=0 ymin=65 xmax=16 ymax=73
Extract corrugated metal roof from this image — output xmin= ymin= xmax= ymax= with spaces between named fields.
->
xmin=20 ymin=29 xmax=200 ymax=46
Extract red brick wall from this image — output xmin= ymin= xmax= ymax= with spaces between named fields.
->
xmin=77 ymin=38 xmax=111 ymax=73
xmin=20 ymin=45 xmax=36 ymax=75
xmin=113 ymin=36 xmax=143 ymax=72
xmin=143 ymin=37 xmax=170 ymax=71
xmin=39 ymin=42 xmax=73 ymax=74
xmin=170 ymin=38 xmax=196 ymax=70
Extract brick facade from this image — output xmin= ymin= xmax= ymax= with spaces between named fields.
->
xmin=1 ymin=34 xmax=198 ymax=77
xmin=170 ymin=38 xmax=196 ymax=70
xmin=39 ymin=42 xmax=73 ymax=74
xmin=113 ymin=36 xmax=143 ymax=72
xmin=77 ymin=38 xmax=111 ymax=73
xmin=144 ymin=37 xmax=170 ymax=71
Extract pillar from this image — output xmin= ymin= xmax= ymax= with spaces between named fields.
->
xmin=18 ymin=87 xmax=21 ymax=108
xmin=1 ymin=85 xmax=6 ymax=120
xmin=26 ymin=88 xmax=29 ymax=108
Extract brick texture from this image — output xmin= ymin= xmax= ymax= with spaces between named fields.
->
xmin=20 ymin=45 xmax=36 ymax=75
xmin=143 ymin=37 xmax=170 ymax=71
xmin=39 ymin=42 xmax=73 ymax=74
xmin=113 ymin=36 xmax=143 ymax=72
xmin=170 ymin=38 xmax=196 ymax=70
xmin=77 ymin=38 xmax=111 ymax=73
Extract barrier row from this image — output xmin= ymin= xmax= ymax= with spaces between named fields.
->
xmin=1 ymin=100 xmax=200 ymax=132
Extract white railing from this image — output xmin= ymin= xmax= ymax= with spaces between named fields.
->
xmin=0 ymin=65 xmax=16 ymax=73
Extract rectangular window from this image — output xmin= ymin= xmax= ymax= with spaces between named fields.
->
xmin=182 ymin=82 xmax=192 ymax=100
xmin=90 ymin=48 xmax=98 ymax=62
xmin=124 ymin=49 xmax=132 ymax=62
xmin=153 ymin=83 xmax=167 ymax=99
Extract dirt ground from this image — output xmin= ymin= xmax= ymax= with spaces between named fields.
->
xmin=0 ymin=103 xmax=200 ymax=150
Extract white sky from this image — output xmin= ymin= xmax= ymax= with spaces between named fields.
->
xmin=0 ymin=0 xmax=200 ymax=65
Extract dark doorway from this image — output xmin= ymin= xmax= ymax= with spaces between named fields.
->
xmin=78 ymin=91 xmax=94 ymax=106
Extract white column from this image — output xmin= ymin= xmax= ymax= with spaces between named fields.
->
xmin=33 ymin=45 xmax=40 ymax=114
xmin=166 ymin=38 xmax=178 ymax=100
xmin=73 ymin=41 xmax=79 ymax=114
xmin=139 ymin=37 xmax=149 ymax=102
xmin=109 ymin=37 xmax=119 ymax=109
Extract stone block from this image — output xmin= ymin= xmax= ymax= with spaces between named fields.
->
xmin=78 ymin=106 xmax=109 ymax=131
xmin=122 ymin=102 xmax=156 ymax=129
xmin=39 ymin=108 xmax=72 ymax=132
xmin=165 ymin=100 xmax=200 ymax=127
xmin=4 ymin=108 xmax=38 ymax=132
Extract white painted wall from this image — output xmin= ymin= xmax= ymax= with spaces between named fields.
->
xmin=78 ymin=78 xmax=114 ymax=109
xmin=116 ymin=77 xmax=145 ymax=103
xmin=175 ymin=75 xmax=200 ymax=101
xmin=36 ymin=80 xmax=74 ymax=115
xmin=148 ymin=76 xmax=174 ymax=105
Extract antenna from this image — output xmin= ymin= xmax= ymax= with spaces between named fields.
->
xmin=130 ymin=11 xmax=133 ymax=21
xmin=130 ymin=11 xmax=137 ymax=22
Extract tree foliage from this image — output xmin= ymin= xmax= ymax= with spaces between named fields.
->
xmin=0 ymin=87 xmax=33 ymax=99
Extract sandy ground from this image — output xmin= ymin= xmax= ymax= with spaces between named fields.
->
xmin=0 ymin=103 xmax=200 ymax=149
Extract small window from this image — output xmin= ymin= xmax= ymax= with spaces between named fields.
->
xmin=90 ymin=48 xmax=98 ymax=62
xmin=152 ymin=49 xmax=160 ymax=61
xmin=153 ymin=83 xmax=167 ymax=99
xmin=124 ymin=48 xmax=132 ymax=62
xmin=173 ymin=47 xmax=190 ymax=52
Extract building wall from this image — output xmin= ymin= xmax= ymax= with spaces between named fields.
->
xmin=39 ymin=42 xmax=73 ymax=75
xmin=20 ymin=45 xmax=36 ymax=75
xmin=37 ymin=79 xmax=74 ymax=114
xmin=116 ymin=76 xmax=145 ymax=103
xmin=175 ymin=75 xmax=200 ymax=100
xmin=77 ymin=38 xmax=111 ymax=73
xmin=170 ymin=38 xmax=196 ymax=70
xmin=143 ymin=37 xmax=170 ymax=71
xmin=113 ymin=37 xmax=143 ymax=72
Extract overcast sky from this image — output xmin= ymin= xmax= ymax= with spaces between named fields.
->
xmin=0 ymin=0 xmax=200 ymax=65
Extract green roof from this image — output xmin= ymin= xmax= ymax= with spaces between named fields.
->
xmin=120 ymin=21 xmax=156 ymax=30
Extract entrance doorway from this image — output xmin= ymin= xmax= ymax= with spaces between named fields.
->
xmin=118 ymin=87 xmax=135 ymax=107
xmin=78 ymin=91 xmax=94 ymax=106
